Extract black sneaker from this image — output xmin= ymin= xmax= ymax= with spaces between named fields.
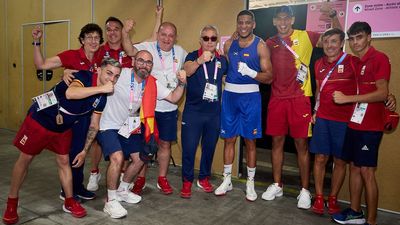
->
xmin=75 ymin=188 xmax=96 ymax=200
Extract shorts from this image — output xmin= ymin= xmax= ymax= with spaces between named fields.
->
xmin=343 ymin=127 xmax=383 ymax=167
xmin=97 ymin=129 xmax=144 ymax=161
xmin=220 ymin=91 xmax=261 ymax=139
xmin=266 ymin=96 xmax=312 ymax=138
xmin=13 ymin=114 xmax=72 ymax=155
xmin=155 ymin=110 xmax=178 ymax=141
xmin=309 ymin=117 xmax=348 ymax=160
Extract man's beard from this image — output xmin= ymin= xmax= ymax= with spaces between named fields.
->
xmin=135 ymin=68 xmax=149 ymax=79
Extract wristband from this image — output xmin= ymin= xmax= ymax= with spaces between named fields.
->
xmin=32 ymin=42 xmax=41 ymax=46
xmin=178 ymin=80 xmax=187 ymax=88
xmin=329 ymin=10 xmax=337 ymax=18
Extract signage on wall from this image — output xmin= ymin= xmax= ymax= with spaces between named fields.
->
xmin=306 ymin=1 xmax=346 ymax=33
xmin=347 ymin=0 xmax=400 ymax=38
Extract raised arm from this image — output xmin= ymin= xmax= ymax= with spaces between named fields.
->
xmin=144 ymin=5 xmax=163 ymax=42
xmin=32 ymin=25 xmax=63 ymax=70
xmin=121 ymin=19 xmax=138 ymax=57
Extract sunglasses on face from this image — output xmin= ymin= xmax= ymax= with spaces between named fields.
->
xmin=201 ymin=36 xmax=218 ymax=42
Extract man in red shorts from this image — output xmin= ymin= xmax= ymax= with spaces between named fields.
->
xmin=2 ymin=58 xmax=121 ymax=225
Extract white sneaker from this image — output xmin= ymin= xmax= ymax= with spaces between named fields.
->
xmin=87 ymin=172 xmax=101 ymax=191
xmin=245 ymin=179 xmax=257 ymax=202
xmin=103 ymin=199 xmax=127 ymax=219
xmin=261 ymin=183 xmax=283 ymax=201
xmin=214 ymin=174 xmax=232 ymax=196
xmin=297 ymin=188 xmax=311 ymax=209
xmin=116 ymin=189 xmax=142 ymax=204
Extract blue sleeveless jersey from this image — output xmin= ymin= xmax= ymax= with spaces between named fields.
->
xmin=226 ymin=36 xmax=261 ymax=85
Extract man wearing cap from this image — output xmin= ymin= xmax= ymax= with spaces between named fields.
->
xmin=262 ymin=5 xmax=341 ymax=209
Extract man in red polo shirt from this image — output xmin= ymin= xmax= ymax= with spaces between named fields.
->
xmin=332 ymin=22 xmax=392 ymax=225
xmin=310 ymin=28 xmax=358 ymax=215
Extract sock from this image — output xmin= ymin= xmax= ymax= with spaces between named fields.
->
xmin=91 ymin=168 xmax=99 ymax=174
xmin=118 ymin=181 xmax=130 ymax=191
xmin=247 ymin=167 xmax=256 ymax=181
xmin=64 ymin=197 xmax=74 ymax=206
xmin=107 ymin=189 xmax=117 ymax=201
xmin=7 ymin=197 xmax=18 ymax=205
xmin=223 ymin=164 xmax=232 ymax=176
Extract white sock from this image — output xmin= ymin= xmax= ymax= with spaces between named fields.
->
xmin=118 ymin=181 xmax=130 ymax=191
xmin=247 ymin=166 xmax=256 ymax=181
xmin=223 ymin=164 xmax=232 ymax=176
xmin=108 ymin=189 xmax=117 ymax=201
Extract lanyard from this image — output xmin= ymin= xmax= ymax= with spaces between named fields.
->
xmin=129 ymin=70 xmax=145 ymax=114
xmin=156 ymin=42 xmax=176 ymax=73
xmin=314 ymin=53 xmax=347 ymax=112
xmin=319 ymin=53 xmax=347 ymax=92
xmin=202 ymin=58 xmax=218 ymax=84
xmin=278 ymin=37 xmax=303 ymax=63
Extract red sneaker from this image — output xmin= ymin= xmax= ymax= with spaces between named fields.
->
xmin=157 ymin=176 xmax=173 ymax=195
xmin=63 ymin=198 xmax=87 ymax=218
xmin=180 ymin=181 xmax=192 ymax=198
xmin=131 ymin=176 xmax=146 ymax=195
xmin=312 ymin=195 xmax=325 ymax=215
xmin=2 ymin=198 xmax=18 ymax=225
xmin=197 ymin=177 xmax=213 ymax=193
xmin=327 ymin=196 xmax=341 ymax=215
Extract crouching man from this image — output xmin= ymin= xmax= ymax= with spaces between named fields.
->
xmin=2 ymin=57 xmax=121 ymax=224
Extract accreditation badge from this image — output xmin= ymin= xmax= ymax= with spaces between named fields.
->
xmin=32 ymin=90 xmax=58 ymax=111
xmin=350 ymin=103 xmax=368 ymax=124
xmin=296 ymin=63 xmax=308 ymax=84
xmin=202 ymin=83 xmax=218 ymax=102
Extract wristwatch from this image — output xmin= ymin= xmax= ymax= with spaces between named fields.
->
xmin=329 ymin=10 xmax=337 ymax=18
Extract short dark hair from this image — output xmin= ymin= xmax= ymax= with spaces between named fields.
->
xmin=237 ymin=10 xmax=255 ymax=21
xmin=78 ymin=23 xmax=104 ymax=45
xmin=322 ymin=28 xmax=345 ymax=42
xmin=105 ymin=16 xmax=123 ymax=28
xmin=274 ymin=5 xmax=294 ymax=18
xmin=347 ymin=21 xmax=372 ymax=36
xmin=101 ymin=57 xmax=121 ymax=69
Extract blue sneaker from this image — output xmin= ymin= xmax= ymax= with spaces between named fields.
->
xmin=75 ymin=188 xmax=96 ymax=200
xmin=332 ymin=207 xmax=366 ymax=224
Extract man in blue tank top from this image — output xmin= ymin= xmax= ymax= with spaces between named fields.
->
xmin=214 ymin=10 xmax=273 ymax=202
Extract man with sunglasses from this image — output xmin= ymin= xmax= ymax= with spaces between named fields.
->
xmin=180 ymin=25 xmax=228 ymax=198
xmin=215 ymin=10 xmax=273 ymax=201
xmin=97 ymin=50 xmax=186 ymax=218
xmin=122 ymin=15 xmax=187 ymax=195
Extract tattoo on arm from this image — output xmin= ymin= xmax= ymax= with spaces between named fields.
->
xmin=82 ymin=126 xmax=98 ymax=153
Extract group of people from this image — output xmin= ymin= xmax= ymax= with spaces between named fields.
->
xmin=2 ymin=4 xmax=396 ymax=225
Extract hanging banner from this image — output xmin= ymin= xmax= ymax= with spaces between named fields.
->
xmin=347 ymin=0 xmax=400 ymax=38
xmin=306 ymin=1 xmax=347 ymax=33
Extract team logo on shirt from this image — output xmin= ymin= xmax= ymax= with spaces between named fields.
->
xmin=319 ymin=68 xmax=325 ymax=73
xmin=360 ymin=65 xmax=366 ymax=75
xmin=243 ymin=53 xmax=250 ymax=57
xmin=293 ymin=39 xmax=299 ymax=46
xmin=338 ymin=65 xmax=344 ymax=73
xmin=233 ymin=52 xmax=239 ymax=56
xmin=19 ymin=135 xmax=28 ymax=145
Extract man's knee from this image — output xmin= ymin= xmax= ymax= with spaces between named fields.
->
xmin=109 ymin=151 xmax=124 ymax=167
xmin=315 ymin=154 xmax=328 ymax=166
xmin=56 ymin=154 xmax=70 ymax=167
xmin=360 ymin=167 xmax=376 ymax=181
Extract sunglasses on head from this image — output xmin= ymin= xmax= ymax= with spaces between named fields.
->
xmin=201 ymin=36 xmax=218 ymax=42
